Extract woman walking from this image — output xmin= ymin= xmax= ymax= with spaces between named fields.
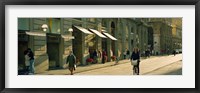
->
xmin=27 ymin=48 xmax=35 ymax=75
xmin=24 ymin=50 xmax=30 ymax=75
xmin=130 ymin=48 xmax=140 ymax=75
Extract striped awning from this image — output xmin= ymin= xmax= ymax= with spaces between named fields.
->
xmin=25 ymin=31 xmax=46 ymax=37
xmin=103 ymin=32 xmax=117 ymax=40
xmin=88 ymin=29 xmax=107 ymax=38
xmin=73 ymin=25 xmax=93 ymax=34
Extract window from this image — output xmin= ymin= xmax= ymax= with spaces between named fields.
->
xmin=49 ymin=18 xmax=61 ymax=34
xmin=88 ymin=18 xmax=96 ymax=23
xmin=18 ymin=18 xmax=30 ymax=30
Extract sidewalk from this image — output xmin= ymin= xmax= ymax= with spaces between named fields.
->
xmin=35 ymin=54 xmax=181 ymax=75
xmin=36 ymin=59 xmax=131 ymax=75
xmin=143 ymin=60 xmax=182 ymax=75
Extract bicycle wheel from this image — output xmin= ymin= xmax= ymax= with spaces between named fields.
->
xmin=135 ymin=66 xmax=139 ymax=75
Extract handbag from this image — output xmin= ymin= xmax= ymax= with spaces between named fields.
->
xmin=131 ymin=60 xmax=138 ymax=65
xmin=74 ymin=64 xmax=76 ymax=70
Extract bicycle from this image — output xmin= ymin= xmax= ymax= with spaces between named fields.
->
xmin=133 ymin=65 xmax=139 ymax=75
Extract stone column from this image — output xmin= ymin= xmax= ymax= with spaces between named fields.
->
xmin=114 ymin=19 xmax=119 ymax=57
xmin=106 ymin=22 xmax=111 ymax=62
xmin=82 ymin=19 xmax=87 ymax=65
xmin=133 ymin=23 xmax=137 ymax=48
xmin=152 ymin=23 xmax=161 ymax=55
xmin=32 ymin=18 xmax=49 ymax=73
xmin=121 ymin=20 xmax=126 ymax=58
xmin=63 ymin=18 xmax=73 ymax=68
xmin=128 ymin=23 xmax=131 ymax=54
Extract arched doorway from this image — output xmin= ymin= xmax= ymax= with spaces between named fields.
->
xmin=148 ymin=27 xmax=154 ymax=52
xmin=111 ymin=22 xmax=116 ymax=56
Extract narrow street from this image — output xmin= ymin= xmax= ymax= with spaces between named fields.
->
xmin=75 ymin=54 xmax=182 ymax=75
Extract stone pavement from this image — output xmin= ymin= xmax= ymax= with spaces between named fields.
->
xmin=35 ymin=54 xmax=182 ymax=75
xmin=144 ymin=60 xmax=182 ymax=75
xmin=35 ymin=59 xmax=131 ymax=75
xmin=139 ymin=54 xmax=182 ymax=75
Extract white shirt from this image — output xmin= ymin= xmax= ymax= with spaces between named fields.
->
xmin=25 ymin=54 xmax=30 ymax=66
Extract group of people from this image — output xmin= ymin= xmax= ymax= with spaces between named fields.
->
xmin=65 ymin=48 xmax=141 ymax=75
xmin=22 ymin=48 xmax=140 ymax=75
xmin=23 ymin=48 xmax=35 ymax=75
xmin=89 ymin=49 xmax=103 ymax=64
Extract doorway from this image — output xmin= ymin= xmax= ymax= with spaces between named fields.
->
xmin=18 ymin=31 xmax=29 ymax=74
xmin=47 ymin=33 xmax=60 ymax=69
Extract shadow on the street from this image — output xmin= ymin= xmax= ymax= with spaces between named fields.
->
xmin=161 ymin=68 xmax=182 ymax=75
xmin=144 ymin=68 xmax=182 ymax=75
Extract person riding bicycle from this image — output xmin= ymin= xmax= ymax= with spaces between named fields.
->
xmin=131 ymin=48 xmax=140 ymax=75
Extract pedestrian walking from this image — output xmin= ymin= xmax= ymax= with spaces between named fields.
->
xmin=27 ymin=48 xmax=35 ymax=75
xmin=114 ymin=50 xmax=121 ymax=65
xmin=123 ymin=50 xmax=126 ymax=59
xmin=93 ymin=50 xmax=98 ymax=63
xmin=126 ymin=49 xmax=130 ymax=59
xmin=167 ymin=48 xmax=170 ymax=55
xmin=98 ymin=50 xmax=102 ymax=63
xmin=152 ymin=50 xmax=154 ymax=56
xmin=130 ymin=48 xmax=140 ymax=75
xmin=66 ymin=51 xmax=76 ymax=75
xmin=173 ymin=50 xmax=176 ymax=56
xmin=24 ymin=50 xmax=30 ymax=75
xmin=102 ymin=50 xmax=107 ymax=64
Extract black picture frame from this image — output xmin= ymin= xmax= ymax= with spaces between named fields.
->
xmin=0 ymin=0 xmax=199 ymax=93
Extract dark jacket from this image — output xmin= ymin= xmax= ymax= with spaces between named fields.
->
xmin=28 ymin=51 xmax=34 ymax=60
xmin=66 ymin=54 xmax=76 ymax=67
xmin=127 ymin=50 xmax=130 ymax=55
xmin=131 ymin=51 xmax=140 ymax=61
xmin=93 ymin=51 xmax=98 ymax=57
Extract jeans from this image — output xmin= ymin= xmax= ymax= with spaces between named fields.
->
xmin=30 ymin=59 xmax=35 ymax=74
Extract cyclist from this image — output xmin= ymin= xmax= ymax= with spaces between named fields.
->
xmin=130 ymin=48 xmax=140 ymax=75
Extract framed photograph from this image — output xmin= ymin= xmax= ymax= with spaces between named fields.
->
xmin=0 ymin=0 xmax=199 ymax=93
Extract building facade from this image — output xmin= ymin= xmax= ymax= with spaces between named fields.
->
xmin=18 ymin=18 xmax=181 ymax=73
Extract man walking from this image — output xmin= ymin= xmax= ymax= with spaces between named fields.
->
xmin=66 ymin=51 xmax=76 ymax=75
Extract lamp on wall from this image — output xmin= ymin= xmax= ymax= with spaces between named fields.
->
xmin=68 ymin=28 xmax=73 ymax=32
xmin=41 ymin=24 xmax=48 ymax=32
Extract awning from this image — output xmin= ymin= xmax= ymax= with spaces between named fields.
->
xmin=103 ymin=32 xmax=117 ymax=40
xmin=26 ymin=31 xmax=46 ymax=37
xmin=61 ymin=35 xmax=75 ymax=39
xmin=73 ymin=25 xmax=93 ymax=34
xmin=88 ymin=29 xmax=107 ymax=38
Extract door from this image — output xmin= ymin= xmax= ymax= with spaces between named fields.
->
xmin=47 ymin=43 xmax=59 ymax=69
xmin=47 ymin=33 xmax=60 ymax=69
xmin=18 ymin=41 xmax=28 ymax=70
